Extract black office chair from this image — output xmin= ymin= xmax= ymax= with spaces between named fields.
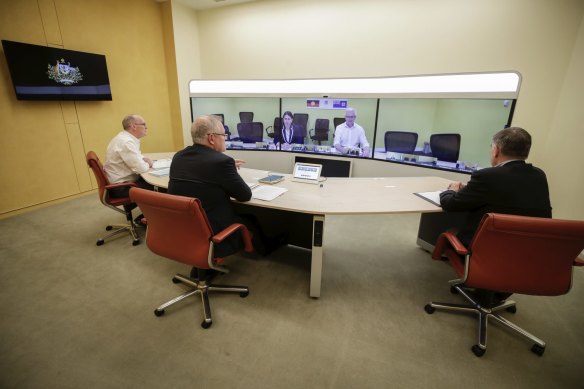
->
xmin=384 ymin=131 xmax=418 ymax=154
xmin=333 ymin=117 xmax=345 ymax=138
xmin=309 ymin=119 xmax=330 ymax=145
xmin=292 ymin=113 xmax=309 ymax=140
xmin=265 ymin=117 xmax=281 ymax=140
xmin=237 ymin=122 xmax=264 ymax=143
xmin=212 ymin=113 xmax=230 ymax=140
xmin=430 ymin=133 xmax=461 ymax=162
xmin=239 ymin=112 xmax=254 ymax=123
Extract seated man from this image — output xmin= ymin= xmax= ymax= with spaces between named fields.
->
xmin=333 ymin=107 xmax=370 ymax=157
xmin=104 ymin=114 xmax=154 ymax=198
xmin=439 ymin=126 xmax=552 ymax=304
xmin=168 ymin=115 xmax=285 ymax=266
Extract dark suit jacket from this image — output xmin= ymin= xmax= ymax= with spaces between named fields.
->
xmin=274 ymin=126 xmax=304 ymax=146
xmin=440 ymin=160 xmax=552 ymax=246
xmin=168 ymin=144 xmax=252 ymax=256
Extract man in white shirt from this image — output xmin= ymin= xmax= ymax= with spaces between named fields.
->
xmin=333 ymin=107 xmax=370 ymax=157
xmin=104 ymin=114 xmax=154 ymax=198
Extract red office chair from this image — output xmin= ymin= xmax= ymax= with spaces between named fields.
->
xmin=86 ymin=151 xmax=140 ymax=246
xmin=425 ymin=213 xmax=584 ymax=357
xmin=129 ymin=188 xmax=254 ymax=329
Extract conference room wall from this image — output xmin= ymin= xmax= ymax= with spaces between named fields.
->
xmin=180 ymin=0 xmax=584 ymax=219
xmin=0 ymin=0 xmax=178 ymax=216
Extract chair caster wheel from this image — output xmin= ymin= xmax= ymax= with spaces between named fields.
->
xmin=96 ymin=239 xmax=104 ymax=246
xmin=424 ymin=304 xmax=435 ymax=314
xmin=471 ymin=345 xmax=486 ymax=357
xmin=201 ymin=320 xmax=212 ymax=329
xmin=106 ymin=225 xmax=113 ymax=231
xmin=172 ymin=277 xmax=180 ymax=284
xmin=240 ymin=291 xmax=249 ymax=298
xmin=154 ymin=309 xmax=165 ymax=317
xmin=531 ymin=344 xmax=545 ymax=356
xmin=132 ymin=239 xmax=140 ymax=246
xmin=450 ymin=286 xmax=459 ymax=294
xmin=506 ymin=306 xmax=517 ymax=314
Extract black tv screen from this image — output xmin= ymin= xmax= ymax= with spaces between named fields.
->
xmin=2 ymin=40 xmax=112 ymax=101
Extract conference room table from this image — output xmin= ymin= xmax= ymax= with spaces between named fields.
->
xmin=142 ymin=152 xmax=451 ymax=298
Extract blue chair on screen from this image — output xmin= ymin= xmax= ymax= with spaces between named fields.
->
xmin=430 ymin=133 xmax=461 ymax=162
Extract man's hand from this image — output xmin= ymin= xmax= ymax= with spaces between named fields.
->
xmin=235 ymin=159 xmax=245 ymax=169
xmin=447 ymin=182 xmax=465 ymax=192
xmin=143 ymin=157 xmax=153 ymax=168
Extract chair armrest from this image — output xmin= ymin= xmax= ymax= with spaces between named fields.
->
xmin=212 ymin=223 xmax=254 ymax=253
xmin=105 ymin=182 xmax=138 ymax=190
xmin=432 ymin=231 xmax=468 ymax=260
xmin=265 ymin=126 xmax=272 ymax=136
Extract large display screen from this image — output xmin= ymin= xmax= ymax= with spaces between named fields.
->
xmin=192 ymin=96 xmax=514 ymax=174
xmin=2 ymin=40 xmax=112 ymax=101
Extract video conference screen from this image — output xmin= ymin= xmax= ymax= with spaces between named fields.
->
xmin=191 ymin=96 xmax=514 ymax=174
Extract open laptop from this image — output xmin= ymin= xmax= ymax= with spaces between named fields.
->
xmin=291 ymin=162 xmax=322 ymax=184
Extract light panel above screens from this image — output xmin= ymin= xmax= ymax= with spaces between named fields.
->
xmin=189 ymin=72 xmax=521 ymax=99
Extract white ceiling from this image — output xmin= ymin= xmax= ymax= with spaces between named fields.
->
xmin=171 ymin=0 xmax=259 ymax=11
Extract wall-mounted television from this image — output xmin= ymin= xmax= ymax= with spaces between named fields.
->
xmin=1 ymin=40 xmax=112 ymax=101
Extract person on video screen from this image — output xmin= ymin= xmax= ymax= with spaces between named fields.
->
xmin=274 ymin=111 xmax=304 ymax=150
xmin=333 ymin=107 xmax=370 ymax=157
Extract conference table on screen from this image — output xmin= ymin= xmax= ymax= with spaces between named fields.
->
xmin=141 ymin=152 xmax=451 ymax=298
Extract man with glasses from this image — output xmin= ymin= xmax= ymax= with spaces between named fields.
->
xmin=333 ymin=107 xmax=370 ymax=157
xmin=169 ymin=115 xmax=284 ymax=266
xmin=104 ymin=114 xmax=155 ymax=198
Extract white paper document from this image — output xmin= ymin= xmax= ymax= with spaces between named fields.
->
xmin=414 ymin=190 xmax=443 ymax=207
xmin=252 ymin=185 xmax=288 ymax=201
xmin=152 ymin=159 xmax=172 ymax=169
xmin=149 ymin=168 xmax=170 ymax=176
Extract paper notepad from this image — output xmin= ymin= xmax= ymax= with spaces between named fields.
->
xmin=414 ymin=191 xmax=443 ymax=207
xmin=252 ymin=185 xmax=288 ymax=201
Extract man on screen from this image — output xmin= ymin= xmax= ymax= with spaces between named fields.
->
xmin=333 ymin=107 xmax=370 ymax=157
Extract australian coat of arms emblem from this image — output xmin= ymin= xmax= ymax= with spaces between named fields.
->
xmin=47 ymin=58 xmax=83 ymax=85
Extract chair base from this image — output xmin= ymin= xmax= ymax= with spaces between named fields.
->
xmin=424 ymin=284 xmax=546 ymax=357
xmin=154 ymin=273 xmax=249 ymax=329
xmin=96 ymin=221 xmax=140 ymax=246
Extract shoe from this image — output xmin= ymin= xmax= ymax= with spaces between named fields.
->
xmin=134 ymin=214 xmax=146 ymax=227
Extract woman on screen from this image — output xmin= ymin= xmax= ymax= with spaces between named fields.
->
xmin=275 ymin=111 xmax=304 ymax=150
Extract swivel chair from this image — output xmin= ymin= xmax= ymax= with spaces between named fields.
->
xmin=239 ymin=111 xmax=254 ymax=123
xmin=212 ymin=113 xmax=230 ymax=140
xmin=429 ymin=133 xmax=461 ymax=162
xmin=86 ymin=151 xmax=140 ymax=246
xmin=292 ymin=113 xmax=309 ymax=139
xmin=384 ymin=131 xmax=418 ymax=154
xmin=265 ymin=117 xmax=281 ymax=140
xmin=309 ymin=119 xmax=330 ymax=145
xmin=236 ymin=122 xmax=264 ymax=143
xmin=129 ymin=188 xmax=254 ymax=329
xmin=425 ymin=213 xmax=584 ymax=357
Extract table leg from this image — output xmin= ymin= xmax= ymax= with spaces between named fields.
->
xmin=310 ymin=215 xmax=325 ymax=298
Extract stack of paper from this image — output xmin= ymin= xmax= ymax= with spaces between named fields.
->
xmin=252 ymin=185 xmax=288 ymax=201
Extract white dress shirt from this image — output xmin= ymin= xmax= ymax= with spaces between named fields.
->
xmin=103 ymin=130 xmax=149 ymax=184
xmin=333 ymin=122 xmax=370 ymax=150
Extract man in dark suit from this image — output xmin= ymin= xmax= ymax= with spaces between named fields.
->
xmin=168 ymin=115 xmax=281 ymax=266
xmin=440 ymin=126 xmax=552 ymax=246
xmin=439 ymin=126 xmax=552 ymax=303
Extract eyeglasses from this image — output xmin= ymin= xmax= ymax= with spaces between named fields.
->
xmin=345 ymin=115 xmax=356 ymax=119
xmin=208 ymin=132 xmax=228 ymax=137
xmin=134 ymin=122 xmax=147 ymax=127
